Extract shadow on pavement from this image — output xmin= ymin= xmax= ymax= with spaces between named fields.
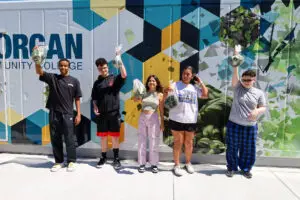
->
xmin=0 ymin=157 xmax=53 ymax=169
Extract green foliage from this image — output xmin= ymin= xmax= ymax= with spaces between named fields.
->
xmin=219 ymin=6 xmax=259 ymax=48
xmin=260 ymin=105 xmax=300 ymax=156
xmin=163 ymin=84 xmax=232 ymax=154
xmin=290 ymin=99 xmax=300 ymax=115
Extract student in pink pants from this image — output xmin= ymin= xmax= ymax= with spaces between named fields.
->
xmin=133 ymin=75 xmax=164 ymax=173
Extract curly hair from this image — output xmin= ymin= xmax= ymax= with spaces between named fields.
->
xmin=58 ymin=58 xmax=70 ymax=67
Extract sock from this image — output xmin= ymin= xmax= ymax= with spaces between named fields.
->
xmin=101 ymin=152 xmax=107 ymax=159
xmin=113 ymin=148 xmax=119 ymax=159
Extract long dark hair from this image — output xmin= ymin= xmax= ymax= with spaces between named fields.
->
xmin=145 ymin=75 xmax=163 ymax=93
xmin=181 ymin=66 xmax=197 ymax=85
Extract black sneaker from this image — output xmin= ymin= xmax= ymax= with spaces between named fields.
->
xmin=96 ymin=157 xmax=107 ymax=168
xmin=113 ymin=158 xmax=122 ymax=170
xmin=241 ymin=170 xmax=253 ymax=179
xmin=138 ymin=165 xmax=146 ymax=173
xmin=151 ymin=165 xmax=159 ymax=173
xmin=225 ymin=170 xmax=234 ymax=177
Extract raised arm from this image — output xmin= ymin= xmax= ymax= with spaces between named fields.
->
xmin=194 ymin=76 xmax=208 ymax=99
xmin=119 ymin=61 xmax=127 ymax=79
xmin=232 ymin=66 xmax=239 ymax=88
xmin=231 ymin=46 xmax=242 ymax=87
xmin=199 ymin=80 xmax=209 ymax=99
xmin=35 ymin=63 xmax=44 ymax=76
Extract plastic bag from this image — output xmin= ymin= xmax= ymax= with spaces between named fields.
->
xmin=164 ymin=80 xmax=179 ymax=110
xmin=235 ymin=44 xmax=242 ymax=53
xmin=112 ymin=44 xmax=123 ymax=68
xmin=132 ymin=79 xmax=146 ymax=98
xmin=230 ymin=54 xmax=244 ymax=67
xmin=230 ymin=44 xmax=244 ymax=67
xmin=32 ymin=45 xmax=48 ymax=65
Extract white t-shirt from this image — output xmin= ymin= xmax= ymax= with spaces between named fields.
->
xmin=169 ymin=81 xmax=202 ymax=123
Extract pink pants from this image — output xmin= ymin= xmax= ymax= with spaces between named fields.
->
xmin=138 ymin=112 xmax=160 ymax=166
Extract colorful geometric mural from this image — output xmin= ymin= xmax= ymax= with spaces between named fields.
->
xmin=0 ymin=0 xmax=300 ymax=157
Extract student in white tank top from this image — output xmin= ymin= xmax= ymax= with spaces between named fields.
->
xmin=164 ymin=66 xmax=209 ymax=176
xmin=133 ymin=75 xmax=164 ymax=173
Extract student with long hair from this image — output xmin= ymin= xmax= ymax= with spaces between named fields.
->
xmin=164 ymin=66 xmax=208 ymax=176
xmin=133 ymin=75 xmax=164 ymax=173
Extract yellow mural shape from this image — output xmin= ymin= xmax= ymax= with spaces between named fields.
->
xmin=124 ymin=99 xmax=141 ymax=129
xmin=91 ymin=0 xmax=125 ymax=20
xmin=42 ymin=124 xmax=51 ymax=146
xmin=0 ymin=142 xmax=8 ymax=144
xmin=143 ymin=52 xmax=180 ymax=88
xmin=107 ymin=122 xmax=125 ymax=149
xmin=0 ymin=108 xmax=23 ymax=126
xmin=161 ymin=19 xmax=181 ymax=51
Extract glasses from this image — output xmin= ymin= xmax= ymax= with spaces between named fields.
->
xmin=241 ymin=79 xmax=254 ymax=82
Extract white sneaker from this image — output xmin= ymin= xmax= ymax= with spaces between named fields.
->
xmin=185 ymin=163 xmax=194 ymax=174
xmin=50 ymin=163 xmax=64 ymax=172
xmin=67 ymin=162 xmax=76 ymax=172
xmin=173 ymin=165 xmax=184 ymax=176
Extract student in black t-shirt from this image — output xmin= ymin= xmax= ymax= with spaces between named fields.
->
xmin=91 ymin=57 xmax=127 ymax=170
xmin=35 ymin=58 xmax=82 ymax=172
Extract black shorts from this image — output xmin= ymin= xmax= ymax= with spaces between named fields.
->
xmin=169 ymin=120 xmax=197 ymax=132
xmin=96 ymin=111 xmax=121 ymax=137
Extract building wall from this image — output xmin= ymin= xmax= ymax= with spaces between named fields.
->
xmin=0 ymin=0 xmax=300 ymax=157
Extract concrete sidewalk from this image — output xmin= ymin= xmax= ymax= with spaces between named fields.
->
xmin=0 ymin=153 xmax=299 ymax=200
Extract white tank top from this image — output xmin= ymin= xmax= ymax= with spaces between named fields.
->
xmin=169 ymin=81 xmax=202 ymax=123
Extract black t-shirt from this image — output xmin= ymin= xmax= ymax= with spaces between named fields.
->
xmin=39 ymin=72 xmax=82 ymax=114
xmin=91 ymin=74 xmax=125 ymax=114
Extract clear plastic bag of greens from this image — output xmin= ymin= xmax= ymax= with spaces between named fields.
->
xmin=32 ymin=45 xmax=48 ymax=65
xmin=112 ymin=44 xmax=123 ymax=68
xmin=164 ymin=80 xmax=178 ymax=110
xmin=132 ymin=79 xmax=146 ymax=99
xmin=230 ymin=44 xmax=244 ymax=67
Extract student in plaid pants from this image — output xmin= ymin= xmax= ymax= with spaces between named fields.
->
xmin=226 ymin=49 xmax=267 ymax=179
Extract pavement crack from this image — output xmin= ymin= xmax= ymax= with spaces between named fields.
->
xmin=269 ymin=168 xmax=300 ymax=200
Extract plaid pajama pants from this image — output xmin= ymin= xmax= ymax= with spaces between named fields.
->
xmin=226 ymin=120 xmax=258 ymax=172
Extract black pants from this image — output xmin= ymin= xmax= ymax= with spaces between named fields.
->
xmin=49 ymin=110 xmax=76 ymax=163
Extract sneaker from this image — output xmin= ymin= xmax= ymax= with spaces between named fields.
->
xmin=113 ymin=158 xmax=122 ymax=170
xmin=241 ymin=170 xmax=253 ymax=179
xmin=225 ymin=170 xmax=235 ymax=177
xmin=50 ymin=163 xmax=64 ymax=172
xmin=138 ymin=165 xmax=146 ymax=173
xmin=185 ymin=163 xmax=194 ymax=174
xmin=173 ymin=165 xmax=184 ymax=176
xmin=151 ymin=165 xmax=159 ymax=173
xmin=67 ymin=162 xmax=76 ymax=172
xmin=96 ymin=158 xmax=107 ymax=168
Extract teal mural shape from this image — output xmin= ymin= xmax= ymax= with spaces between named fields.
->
xmin=26 ymin=109 xmax=49 ymax=145
xmin=144 ymin=0 xmax=181 ymax=30
xmin=182 ymin=7 xmax=219 ymax=30
xmin=72 ymin=0 xmax=106 ymax=31
xmin=199 ymin=20 xmax=220 ymax=50
xmin=0 ymin=122 xmax=11 ymax=143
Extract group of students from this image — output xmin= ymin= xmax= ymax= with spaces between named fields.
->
xmin=35 ymin=49 xmax=266 ymax=179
